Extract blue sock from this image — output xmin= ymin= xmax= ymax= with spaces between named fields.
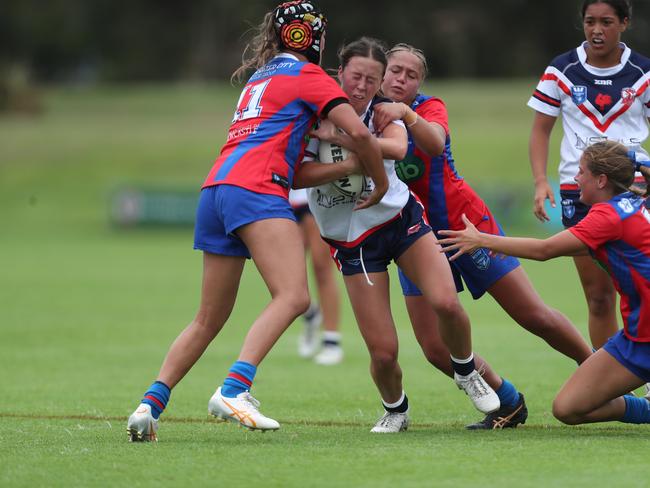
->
xmin=621 ymin=394 xmax=650 ymax=424
xmin=221 ymin=361 xmax=257 ymax=398
xmin=495 ymin=378 xmax=519 ymax=408
xmin=142 ymin=381 xmax=171 ymax=419
xmin=450 ymin=354 xmax=476 ymax=377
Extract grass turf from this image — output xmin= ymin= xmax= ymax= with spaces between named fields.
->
xmin=0 ymin=82 xmax=646 ymax=487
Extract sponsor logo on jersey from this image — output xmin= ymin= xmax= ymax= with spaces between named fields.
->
xmin=395 ymin=154 xmax=426 ymax=183
xmin=621 ymin=87 xmax=636 ymax=106
xmin=407 ymin=222 xmax=421 ymax=236
xmin=271 ymin=173 xmax=289 ymax=189
xmin=561 ymin=198 xmax=575 ymax=219
xmin=571 ymin=85 xmax=587 ymax=105
xmin=595 ymin=92 xmax=613 ymax=112
xmin=617 ymin=198 xmax=634 ymax=214
xmin=594 ymin=79 xmax=612 ymax=86
xmin=470 ymin=248 xmax=490 ymax=271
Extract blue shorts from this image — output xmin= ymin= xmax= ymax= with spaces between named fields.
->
xmin=292 ymin=203 xmax=311 ymax=223
xmin=399 ymin=215 xmax=520 ymax=299
xmin=193 ymin=185 xmax=296 ymax=257
xmin=560 ymin=189 xmax=590 ymax=228
xmin=330 ymin=195 xmax=431 ymax=276
xmin=603 ymin=329 xmax=650 ymax=382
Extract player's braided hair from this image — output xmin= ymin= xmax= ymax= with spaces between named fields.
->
xmin=386 ymin=43 xmax=428 ymax=79
xmin=582 ymin=140 xmax=650 ymax=197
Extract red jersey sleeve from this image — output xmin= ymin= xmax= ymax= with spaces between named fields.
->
xmin=298 ymin=64 xmax=349 ymax=118
xmin=568 ymin=203 xmax=623 ymax=250
xmin=415 ymin=97 xmax=449 ymax=135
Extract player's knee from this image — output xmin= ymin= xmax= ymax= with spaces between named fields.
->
xmin=370 ymin=349 xmax=399 ymax=371
xmin=584 ymin=291 xmax=616 ymax=315
xmin=282 ymin=288 xmax=311 ymax=317
xmin=431 ymin=295 xmax=464 ymax=320
xmin=552 ymin=396 xmax=582 ymax=425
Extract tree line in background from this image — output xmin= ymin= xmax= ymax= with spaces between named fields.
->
xmin=2 ymin=0 xmax=650 ymax=85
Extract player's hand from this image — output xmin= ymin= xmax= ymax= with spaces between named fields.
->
xmin=435 ymin=214 xmax=482 ymax=261
xmin=533 ymin=180 xmax=556 ymax=222
xmin=354 ymin=182 xmax=387 ymax=210
xmin=373 ymin=102 xmax=406 ymax=133
xmin=310 ymin=119 xmax=341 ymax=145
xmin=342 ymin=153 xmax=363 ymax=175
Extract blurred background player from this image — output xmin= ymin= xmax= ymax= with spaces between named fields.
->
xmin=296 ymin=37 xmax=501 ymax=433
xmin=289 ymin=188 xmax=343 ymax=365
xmin=528 ymin=0 xmax=650 ymax=352
xmin=126 ymin=1 xmax=387 ymax=441
xmin=374 ymin=43 xmax=592 ymax=429
xmin=439 ymin=140 xmax=650 ymax=427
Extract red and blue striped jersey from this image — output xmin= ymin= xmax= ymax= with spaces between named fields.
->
xmin=396 ymin=94 xmax=488 ymax=230
xmin=569 ymin=192 xmax=650 ymax=342
xmin=202 ymin=54 xmax=348 ymax=198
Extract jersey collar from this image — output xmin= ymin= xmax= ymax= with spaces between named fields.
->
xmin=577 ymin=41 xmax=631 ymax=76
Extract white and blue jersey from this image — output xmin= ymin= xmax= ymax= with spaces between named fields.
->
xmin=304 ymin=96 xmax=410 ymax=246
xmin=528 ymin=42 xmax=650 ymax=186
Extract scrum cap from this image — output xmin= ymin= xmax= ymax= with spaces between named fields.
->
xmin=274 ymin=1 xmax=327 ymax=64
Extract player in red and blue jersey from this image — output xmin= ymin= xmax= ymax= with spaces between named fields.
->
xmin=126 ymin=1 xmax=387 ymax=442
xmin=529 ymin=0 xmax=650 ymax=350
xmin=375 ymin=43 xmax=593 ymax=429
xmin=438 ymin=140 xmax=650 ymax=426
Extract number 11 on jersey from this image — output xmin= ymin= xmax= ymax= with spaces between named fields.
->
xmin=232 ymin=79 xmax=271 ymax=123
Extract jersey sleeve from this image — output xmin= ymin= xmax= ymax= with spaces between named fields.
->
xmin=568 ymin=204 xmax=623 ymax=250
xmin=415 ymin=98 xmax=449 ymax=135
xmin=298 ymin=64 xmax=349 ymax=118
xmin=527 ymin=66 xmax=562 ymax=117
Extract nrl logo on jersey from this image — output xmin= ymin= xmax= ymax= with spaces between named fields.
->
xmin=571 ymin=86 xmax=587 ymax=105
xmin=621 ymin=88 xmax=636 ymax=106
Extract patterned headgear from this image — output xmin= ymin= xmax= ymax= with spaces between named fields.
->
xmin=273 ymin=1 xmax=327 ymax=65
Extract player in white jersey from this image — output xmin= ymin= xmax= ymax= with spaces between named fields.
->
xmin=288 ymin=188 xmax=343 ymax=365
xmin=528 ymin=0 xmax=650 ymax=350
xmin=294 ymin=37 xmax=500 ymax=433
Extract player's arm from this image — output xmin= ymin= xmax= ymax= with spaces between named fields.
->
xmin=326 ymin=103 xmax=388 ymax=209
xmin=373 ymin=102 xmax=445 ymax=157
xmin=293 ymin=154 xmax=361 ymax=189
xmin=313 ymin=118 xmax=406 ymax=161
xmin=436 ymin=214 xmax=590 ymax=261
xmin=530 ymin=111 xmax=557 ymax=222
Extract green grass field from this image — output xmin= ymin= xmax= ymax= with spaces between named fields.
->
xmin=1 ymin=82 xmax=646 ymax=487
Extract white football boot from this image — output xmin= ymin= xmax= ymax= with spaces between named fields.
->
xmin=454 ymin=370 xmax=500 ymax=414
xmin=127 ymin=403 xmax=158 ymax=442
xmin=644 ymin=383 xmax=650 ymax=401
xmin=297 ymin=303 xmax=322 ymax=358
xmin=208 ymin=387 xmax=280 ymax=431
xmin=370 ymin=411 xmax=409 ymax=433
xmin=314 ymin=345 xmax=344 ymax=365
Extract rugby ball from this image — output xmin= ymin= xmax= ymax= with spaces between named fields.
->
xmin=318 ymin=140 xmax=367 ymax=199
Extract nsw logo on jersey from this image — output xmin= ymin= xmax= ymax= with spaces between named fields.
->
xmin=469 ymin=248 xmax=491 ymax=271
xmin=561 ymin=198 xmax=575 ymax=219
xmin=571 ymin=86 xmax=587 ymax=105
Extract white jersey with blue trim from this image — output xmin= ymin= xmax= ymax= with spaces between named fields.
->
xmin=528 ymin=42 xmax=650 ymax=185
xmin=304 ymin=98 xmax=410 ymax=244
